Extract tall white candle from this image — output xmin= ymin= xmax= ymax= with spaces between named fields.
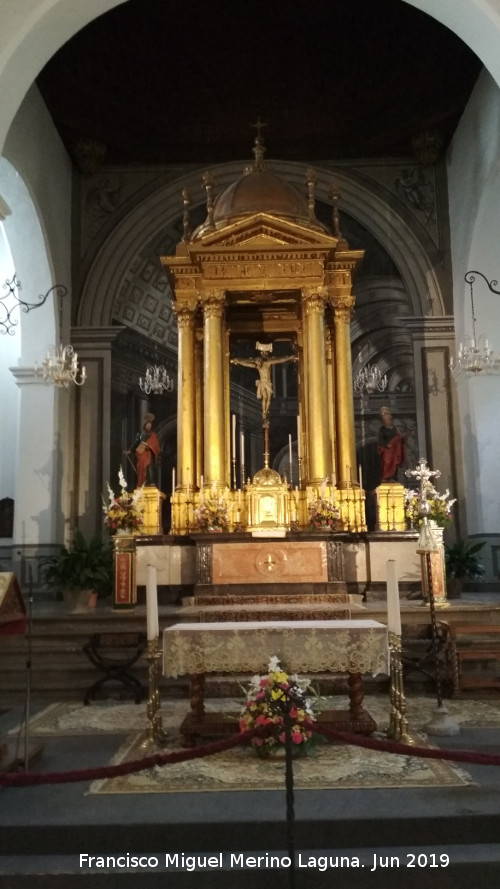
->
xmin=296 ymin=416 xmax=301 ymax=460
xmin=146 ymin=564 xmax=159 ymax=640
xmin=240 ymin=432 xmax=245 ymax=482
xmin=358 ymin=464 xmax=363 ymax=491
xmin=386 ymin=559 xmax=401 ymax=636
xmin=172 ymin=467 xmax=176 ymax=492
xmin=232 ymin=414 xmax=236 ymax=457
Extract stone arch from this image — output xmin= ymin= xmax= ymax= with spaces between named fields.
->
xmin=78 ymin=159 xmax=445 ymax=330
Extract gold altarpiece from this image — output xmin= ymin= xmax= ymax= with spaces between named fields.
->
xmin=160 ymin=173 xmax=365 ymax=535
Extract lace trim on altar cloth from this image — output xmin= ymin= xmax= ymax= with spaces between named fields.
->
xmin=163 ymin=621 xmax=389 ymax=677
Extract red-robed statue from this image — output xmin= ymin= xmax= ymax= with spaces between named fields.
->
xmin=125 ymin=413 xmax=160 ymax=487
xmin=377 ymin=406 xmax=405 ymax=483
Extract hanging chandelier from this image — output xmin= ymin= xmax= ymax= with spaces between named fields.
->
xmin=31 ymin=282 xmax=86 ymax=387
xmin=353 ymin=363 xmax=388 ymax=394
xmin=139 ymin=364 xmax=174 ymax=395
xmin=36 ymin=344 xmax=86 ymax=388
xmin=450 ymin=271 xmax=500 ymax=376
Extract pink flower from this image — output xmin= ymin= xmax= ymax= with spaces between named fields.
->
xmin=289 ymin=706 xmax=298 ymax=719
xmin=255 ymin=714 xmax=270 ymax=726
xmin=291 ymin=731 xmax=303 ymax=744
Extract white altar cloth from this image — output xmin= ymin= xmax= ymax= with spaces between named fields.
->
xmin=163 ymin=619 xmax=389 ymax=678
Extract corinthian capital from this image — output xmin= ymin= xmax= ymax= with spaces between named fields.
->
xmin=331 ymin=293 xmax=355 ymax=321
xmin=201 ymin=289 xmax=226 ymax=318
xmin=302 ymin=286 xmax=328 ymax=315
xmin=173 ymin=299 xmax=198 ymax=328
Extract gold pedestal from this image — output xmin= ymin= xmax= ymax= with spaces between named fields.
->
xmin=376 ymin=483 xmax=406 ymax=531
xmin=137 ymin=486 xmax=165 ymax=535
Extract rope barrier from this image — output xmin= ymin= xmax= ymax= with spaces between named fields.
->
xmin=2 ymin=717 xmax=500 ymax=788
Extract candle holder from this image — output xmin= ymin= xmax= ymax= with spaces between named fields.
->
xmin=387 ymin=631 xmax=414 ymax=745
xmin=141 ymin=637 xmax=168 ymax=749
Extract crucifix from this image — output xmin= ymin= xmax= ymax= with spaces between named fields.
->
xmin=405 ymin=458 xmax=441 ymax=506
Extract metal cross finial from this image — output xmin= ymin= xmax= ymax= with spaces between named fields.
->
xmin=405 ymin=457 xmax=440 ymax=488
xmin=251 ymin=116 xmax=267 ymax=141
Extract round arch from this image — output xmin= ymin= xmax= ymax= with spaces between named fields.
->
xmin=78 ymin=159 xmax=445 ymax=327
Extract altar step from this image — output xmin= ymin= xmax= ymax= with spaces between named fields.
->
xmin=184 ymin=602 xmax=364 ymax=622
xmin=180 ymin=591 xmax=364 ymax=622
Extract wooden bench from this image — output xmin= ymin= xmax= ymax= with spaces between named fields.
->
xmin=441 ymin=622 xmax=500 ymax=694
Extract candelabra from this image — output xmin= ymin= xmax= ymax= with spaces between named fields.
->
xmin=36 ymin=344 xmax=86 ymax=388
xmin=142 ymin=638 xmax=168 ymax=749
xmin=353 ymin=362 xmax=387 ymax=394
xmin=450 ymin=271 xmax=500 ymax=376
xmin=387 ymin=631 xmax=413 ymax=745
xmin=139 ymin=364 xmax=174 ymax=395
xmin=29 ymin=282 xmax=87 ymax=387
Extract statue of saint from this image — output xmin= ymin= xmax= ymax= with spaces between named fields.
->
xmin=125 ymin=413 xmax=160 ymax=486
xmin=231 ymin=348 xmax=298 ymax=418
xmin=377 ymin=406 xmax=406 ymax=483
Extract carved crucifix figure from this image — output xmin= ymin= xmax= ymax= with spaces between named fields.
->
xmin=231 ymin=344 xmax=297 ymax=418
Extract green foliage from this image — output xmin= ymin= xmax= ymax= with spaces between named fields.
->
xmin=42 ymin=530 xmax=113 ymax=597
xmin=445 ymin=540 xmax=486 ymax=581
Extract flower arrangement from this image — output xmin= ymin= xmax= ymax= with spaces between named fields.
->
xmin=194 ymin=489 xmax=229 ymax=532
xmin=239 ymin=656 xmax=316 ymax=755
xmin=103 ymin=468 xmax=144 ymax=535
xmin=308 ymin=480 xmax=341 ymax=530
xmin=404 ymin=482 xmax=457 ymax=528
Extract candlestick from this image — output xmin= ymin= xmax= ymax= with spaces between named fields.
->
xmin=146 ymin=564 xmax=159 ymax=640
xmin=240 ymin=431 xmax=245 ymax=486
xmin=386 ymin=559 xmax=402 ymax=636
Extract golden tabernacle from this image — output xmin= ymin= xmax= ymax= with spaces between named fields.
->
xmin=161 ymin=133 xmax=365 ymax=535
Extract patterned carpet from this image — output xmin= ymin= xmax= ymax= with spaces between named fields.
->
xmin=7 ymin=695 xmax=498 ymax=794
xmin=10 ymin=694 xmax=500 ymax=737
xmin=89 ymin=730 xmax=474 ymax=794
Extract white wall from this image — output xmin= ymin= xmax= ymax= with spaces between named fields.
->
xmin=0 ymin=223 xmax=20 ymax=504
xmin=448 ymin=69 xmax=500 ymax=537
xmin=0 ymin=85 xmax=73 ymax=546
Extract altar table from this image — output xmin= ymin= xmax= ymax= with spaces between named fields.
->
xmin=163 ymin=620 xmax=389 ymax=745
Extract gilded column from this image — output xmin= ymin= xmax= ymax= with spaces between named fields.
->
xmin=332 ymin=292 xmax=356 ymax=485
xmin=325 ymin=327 xmax=337 ymax=486
xmin=194 ymin=326 xmax=204 ymax=485
xmin=173 ymin=301 xmax=197 ymax=491
xmin=302 ymin=286 xmax=330 ymax=483
xmin=202 ymin=290 xmax=226 ymax=485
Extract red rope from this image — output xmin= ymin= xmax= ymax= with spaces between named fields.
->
xmin=2 ymin=718 xmax=500 ymax=788
xmin=310 ymin=724 xmax=500 ymax=766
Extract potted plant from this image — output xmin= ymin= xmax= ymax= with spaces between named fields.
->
xmin=445 ymin=540 xmax=486 ymax=598
xmin=42 ymin=530 xmax=113 ymax=611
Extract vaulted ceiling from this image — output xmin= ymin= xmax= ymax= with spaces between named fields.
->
xmin=36 ymin=0 xmax=482 ymax=166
